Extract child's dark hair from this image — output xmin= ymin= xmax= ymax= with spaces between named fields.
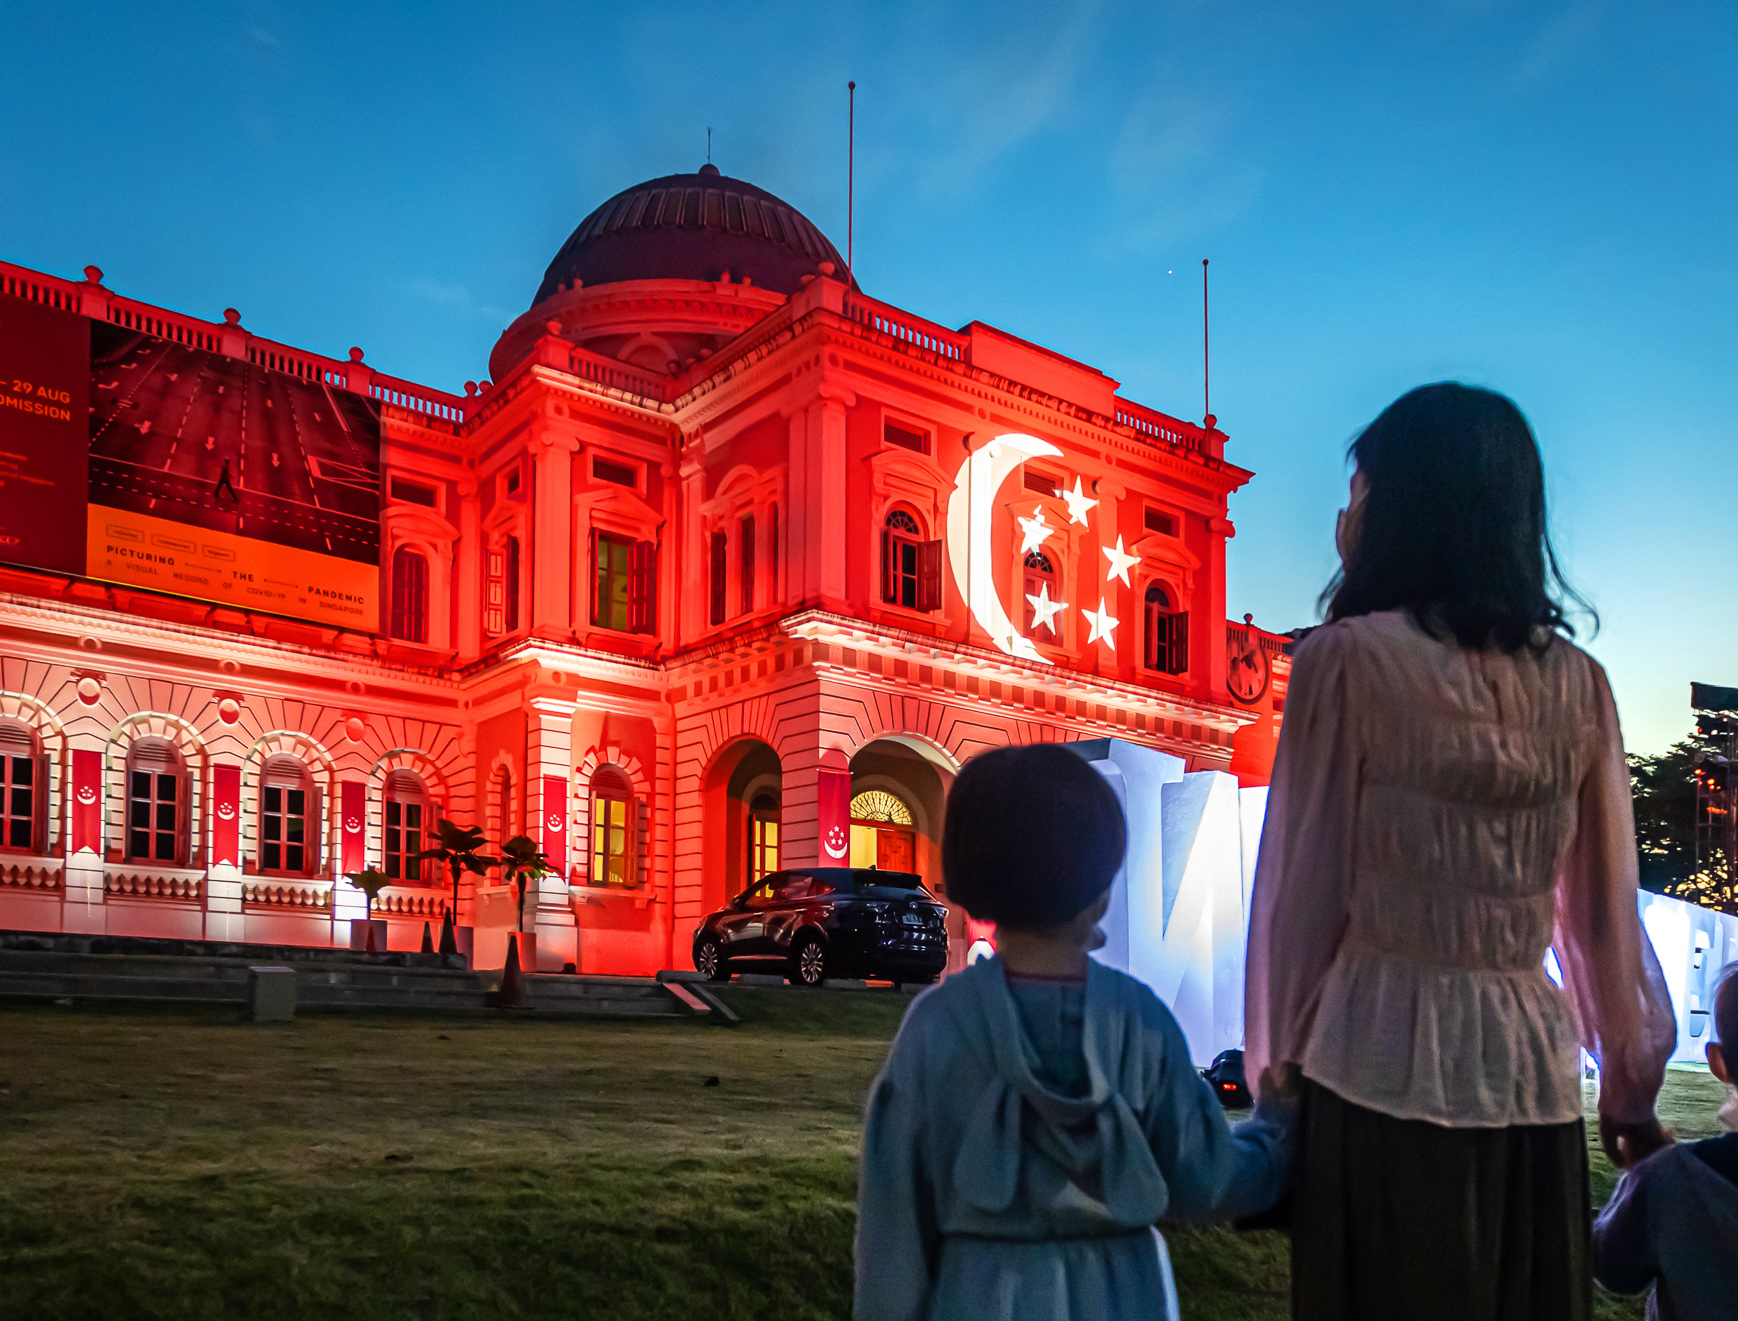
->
xmin=1717 ymin=963 xmax=1738 ymax=1056
xmin=942 ymin=743 xmax=1127 ymax=929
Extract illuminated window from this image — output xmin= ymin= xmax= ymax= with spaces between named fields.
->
xmin=259 ymin=755 xmax=318 ymax=876
xmin=0 ymin=721 xmax=43 ymax=854
xmin=589 ymin=766 xmax=635 ymax=888
xmin=125 ymin=738 xmax=186 ymax=864
xmin=849 ymin=790 xmax=913 ymax=825
xmin=390 ymin=547 xmax=429 ymax=643
xmin=749 ymin=792 xmax=780 ymax=882
xmin=594 ymin=532 xmax=655 ymax=634
xmin=1144 ymin=583 xmax=1189 ymax=675
xmin=880 ymin=510 xmax=942 ymax=612
xmin=1022 ymin=550 xmax=1058 ymax=635
xmin=383 ymin=769 xmax=427 ymax=882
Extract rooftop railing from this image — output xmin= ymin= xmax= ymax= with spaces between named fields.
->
xmin=565 ymin=341 xmax=670 ymax=403
xmin=843 ymin=292 xmax=967 ymax=361
xmin=1114 ymin=398 xmax=1207 ymax=455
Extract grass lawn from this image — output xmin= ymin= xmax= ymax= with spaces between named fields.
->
xmin=0 ymin=992 xmax=1724 ymax=1320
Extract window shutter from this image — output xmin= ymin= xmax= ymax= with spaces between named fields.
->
xmin=484 ymin=545 xmax=505 ymax=635
xmin=1144 ymin=595 xmax=1160 ymax=670
xmin=709 ymin=531 xmax=727 ymax=626
xmin=916 ymin=539 xmax=943 ymax=612
xmin=590 ymin=529 xmax=603 ymax=626
xmin=1168 ymin=611 xmax=1189 ymax=675
xmin=768 ymin=505 xmax=779 ymax=603
xmin=33 ymin=752 xmax=49 ymax=856
xmin=307 ymin=783 xmax=324 ymax=876
xmin=880 ymin=530 xmax=894 ymax=602
xmin=628 ymin=539 xmax=656 ymax=634
xmin=739 ymin=515 xmax=755 ymax=616
xmin=504 ymin=537 xmax=520 ymax=632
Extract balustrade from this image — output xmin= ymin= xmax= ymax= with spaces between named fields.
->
xmin=1114 ymin=399 xmax=1206 ymax=454
xmin=0 ymin=857 xmax=63 ymax=891
xmin=105 ymin=869 xmax=202 ymax=901
xmin=243 ymin=879 xmax=332 ymax=909
xmin=843 ymin=294 xmax=967 ymax=361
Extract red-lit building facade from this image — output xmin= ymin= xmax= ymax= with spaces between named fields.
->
xmin=0 ymin=165 xmax=1288 ymax=974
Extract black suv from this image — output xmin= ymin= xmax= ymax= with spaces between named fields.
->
xmin=692 ymin=868 xmax=948 ymax=987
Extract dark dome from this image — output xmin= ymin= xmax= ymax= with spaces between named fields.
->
xmin=532 ymin=165 xmax=854 ymax=305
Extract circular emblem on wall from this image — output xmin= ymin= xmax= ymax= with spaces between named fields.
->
xmin=75 ymin=677 xmax=102 ymax=704
xmin=344 ymin=717 xmax=366 ymax=743
xmin=217 ymin=698 xmax=241 ymax=725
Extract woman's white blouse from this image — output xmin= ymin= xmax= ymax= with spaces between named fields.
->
xmin=1244 ymin=611 xmax=1676 ymax=1128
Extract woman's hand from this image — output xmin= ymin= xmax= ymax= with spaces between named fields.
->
xmin=1256 ymin=1062 xmax=1301 ymax=1102
xmin=1598 ymin=1115 xmax=1673 ymax=1169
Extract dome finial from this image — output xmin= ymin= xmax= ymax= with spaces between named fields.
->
xmin=698 ymin=162 xmax=720 ymax=177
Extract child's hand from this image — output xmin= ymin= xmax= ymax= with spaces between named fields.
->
xmin=1599 ymin=1116 xmax=1674 ymax=1170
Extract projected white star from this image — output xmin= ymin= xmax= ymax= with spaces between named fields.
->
xmin=1017 ymin=508 xmax=1056 ymax=555
xmin=1084 ymin=598 xmax=1119 ymax=647
xmin=1025 ymin=582 xmax=1067 ymax=634
xmin=1061 ymin=477 xmax=1097 ymax=526
xmin=1102 ymin=536 xmax=1139 ymax=586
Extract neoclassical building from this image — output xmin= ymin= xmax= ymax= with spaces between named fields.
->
xmin=0 ymin=164 xmax=1288 ymax=974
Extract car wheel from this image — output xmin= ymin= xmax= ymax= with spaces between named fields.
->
xmin=695 ymin=935 xmax=729 ymax=982
xmin=790 ymin=935 xmax=827 ymax=987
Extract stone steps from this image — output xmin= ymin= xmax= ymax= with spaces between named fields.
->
xmin=0 ymin=948 xmax=704 ymax=1021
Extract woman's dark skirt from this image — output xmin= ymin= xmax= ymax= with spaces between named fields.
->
xmin=1291 ymin=1078 xmax=1591 ymax=1321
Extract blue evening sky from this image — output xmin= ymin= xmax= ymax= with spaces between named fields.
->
xmin=3 ymin=2 xmax=1731 ymax=753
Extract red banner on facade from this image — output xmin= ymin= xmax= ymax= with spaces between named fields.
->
xmin=212 ymin=764 xmax=240 ymax=865
xmin=70 ymin=748 xmax=102 ymax=855
xmin=542 ymin=775 xmax=567 ymax=876
xmin=340 ymin=780 xmax=365 ymax=874
xmin=817 ymin=767 xmax=852 ymax=864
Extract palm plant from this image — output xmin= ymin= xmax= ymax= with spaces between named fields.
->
xmin=498 ymin=834 xmax=554 ymax=932
xmin=342 ymin=866 xmax=391 ymax=923
xmin=417 ymin=820 xmax=497 ymax=921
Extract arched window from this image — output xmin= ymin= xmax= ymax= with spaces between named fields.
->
xmin=0 ymin=720 xmax=45 ymax=855
xmin=1022 ymin=550 xmax=1059 ymax=635
xmin=881 ymin=509 xmax=941 ymax=612
xmin=383 ymin=769 xmax=428 ymax=882
xmin=589 ymin=766 xmax=635 ymax=888
xmin=125 ymin=738 xmax=187 ymax=865
xmin=748 ymin=792 xmax=780 ymax=882
xmin=1144 ymin=583 xmax=1189 ymax=675
xmin=391 ymin=547 xmax=429 ymax=643
xmin=259 ymin=754 xmax=319 ymax=877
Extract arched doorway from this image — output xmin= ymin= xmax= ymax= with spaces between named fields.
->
xmin=849 ymin=789 xmax=915 ymax=873
xmin=700 ymin=738 xmax=782 ymax=913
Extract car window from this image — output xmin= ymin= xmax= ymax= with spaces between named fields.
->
xmin=742 ymin=879 xmax=778 ymax=909
xmin=774 ymin=872 xmax=825 ymax=902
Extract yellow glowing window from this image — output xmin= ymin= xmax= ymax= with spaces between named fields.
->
xmin=590 ymin=767 xmax=634 ymax=887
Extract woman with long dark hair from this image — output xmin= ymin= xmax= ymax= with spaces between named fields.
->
xmin=1244 ymin=383 xmax=1677 ymax=1320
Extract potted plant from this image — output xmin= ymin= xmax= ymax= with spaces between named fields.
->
xmin=497 ymin=834 xmax=554 ymax=972
xmin=417 ymin=820 xmax=496 ymax=958
xmin=341 ymin=866 xmax=391 ymax=952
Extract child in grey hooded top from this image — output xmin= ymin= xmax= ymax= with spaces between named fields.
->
xmin=1594 ymin=963 xmax=1738 ymax=1321
xmin=854 ymin=744 xmax=1292 ymax=1321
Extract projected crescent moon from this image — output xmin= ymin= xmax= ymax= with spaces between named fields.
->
xmin=946 ymin=432 xmax=1063 ymax=663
